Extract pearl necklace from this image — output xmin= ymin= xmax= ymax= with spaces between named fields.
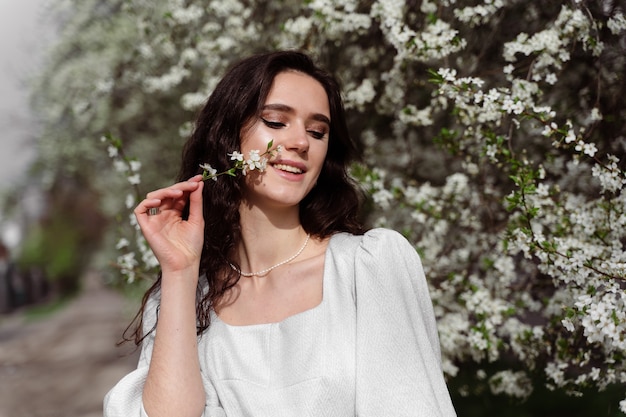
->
xmin=229 ymin=234 xmax=311 ymax=277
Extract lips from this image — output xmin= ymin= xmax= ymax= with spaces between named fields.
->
xmin=273 ymin=163 xmax=303 ymax=174
xmin=271 ymin=160 xmax=307 ymax=174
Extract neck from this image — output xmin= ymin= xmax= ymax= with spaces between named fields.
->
xmin=235 ymin=204 xmax=305 ymax=276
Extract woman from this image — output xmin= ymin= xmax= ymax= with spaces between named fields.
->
xmin=104 ymin=50 xmax=456 ymax=417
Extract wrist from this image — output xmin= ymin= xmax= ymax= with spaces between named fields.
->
xmin=160 ymin=265 xmax=200 ymax=289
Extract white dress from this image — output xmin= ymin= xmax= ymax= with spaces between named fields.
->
xmin=104 ymin=228 xmax=457 ymax=417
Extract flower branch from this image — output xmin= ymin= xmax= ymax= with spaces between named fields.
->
xmin=199 ymin=140 xmax=283 ymax=181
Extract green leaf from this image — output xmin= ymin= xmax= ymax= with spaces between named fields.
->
xmin=427 ymin=68 xmax=443 ymax=84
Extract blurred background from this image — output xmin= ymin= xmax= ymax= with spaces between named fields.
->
xmin=0 ymin=2 xmax=138 ymax=416
xmin=0 ymin=0 xmax=47 ymax=238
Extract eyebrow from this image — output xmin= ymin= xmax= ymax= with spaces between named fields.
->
xmin=262 ymin=103 xmax=331 ymax=126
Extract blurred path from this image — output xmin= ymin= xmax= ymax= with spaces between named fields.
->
xmin=0 ymin=272 xmax=140 ymax=417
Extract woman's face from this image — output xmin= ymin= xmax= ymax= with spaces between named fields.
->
xmin=239 ymin=70 xmax=330 ymax=209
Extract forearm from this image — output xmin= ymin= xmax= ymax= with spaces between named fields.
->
xmin=143 ymin=267 xmax=205 ymax=417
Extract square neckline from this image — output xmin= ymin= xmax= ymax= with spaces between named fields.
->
xmin=213 ymin=233 xmax=340 ymax=328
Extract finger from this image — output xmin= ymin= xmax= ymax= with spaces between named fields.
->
xmin=145 ymin=187 xmax=183 ymax=201
xmin=134 ymin=198 xmax=162 ymax=216
xmin=145 ymin=179 xmax=201 ymax=199
xmin=168 ymin=178 xmax=203 ymax=212
xmin=187 ymin=180 xmax=204 ymax=224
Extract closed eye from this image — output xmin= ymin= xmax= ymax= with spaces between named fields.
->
xmin=261 ymin=118 xmax=285 ymax=129
xmin=308 ymin=130 xmax=326 ymax=140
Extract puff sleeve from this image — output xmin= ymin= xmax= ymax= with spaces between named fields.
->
xmin=103 ymin=294 xmax=226 ymax=417
xmin=354 ymin=229 xmax=456 ymax=416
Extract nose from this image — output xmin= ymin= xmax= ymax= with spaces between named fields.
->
xmin=283 ymin=123 xmax=309 ymax=154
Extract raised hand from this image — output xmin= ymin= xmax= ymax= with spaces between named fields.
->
xmin=134 ymin=175 xmax=205 ymax=275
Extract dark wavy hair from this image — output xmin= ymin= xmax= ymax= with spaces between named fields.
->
xmin=125 ymin=50 xmax=364 ymax=345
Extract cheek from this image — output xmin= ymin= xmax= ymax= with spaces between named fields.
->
xmin=311 ymin=160 xmax=326 ymax=186
xmin=239 ymin=123 xmax=269 ymax=152
xmin=315 ymin=146 xmax=329 ymax=172
xmin=312 ymin=140 xmax=329 ymax=159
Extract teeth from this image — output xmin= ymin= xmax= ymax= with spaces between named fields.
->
xmin=273 ymin=163 xmax=303 ymax=174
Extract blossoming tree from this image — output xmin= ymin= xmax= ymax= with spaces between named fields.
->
xmin=26 ymin=0 xmax=626 ymax=413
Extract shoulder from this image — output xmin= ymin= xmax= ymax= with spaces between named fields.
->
xmin=330 ymin=227 xmax=417 ymax=261
xmin=331 ymin=227 xmax=409 ymax=245
xmin=327 ymin=228 xmax=422 ymax=285
xmin=361 ymin=227 xmax=414 ymax=254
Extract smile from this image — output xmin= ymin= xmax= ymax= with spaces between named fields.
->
xmin=272 ymin=163 xmax=304 ymax=174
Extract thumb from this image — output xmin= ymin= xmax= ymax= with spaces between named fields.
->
xmin=187 ymin=180 xmax=204 ymax=225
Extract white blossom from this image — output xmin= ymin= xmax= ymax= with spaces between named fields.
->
xmin=199 ymin=163 xmax=217 ymax=181
xmin=229 ymin=151 xmax=244 ymax=162
xmin=127 ymin=174 xmax=141 ymax=185
xmin=607 ymin=12 xmax=626 ymax=35
xmin=344 ymin=78 xmax=377 ymax=110
xmin=589 ymin=107 xmax=602 ymax=122
xmin=489 ymin=370 xmax=533 ymax=399
xmin=115 ymin=238 xmax=130 ymax=250
xmin=129 ymin=160 xmax=142 ymax=172
xmin=170 ymin=4 xmax=204 ymax=24
xmin=125 ymin=194 xmax=135 ymax=209
xmin=113 ymin=160 xmax=128 ymax=173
